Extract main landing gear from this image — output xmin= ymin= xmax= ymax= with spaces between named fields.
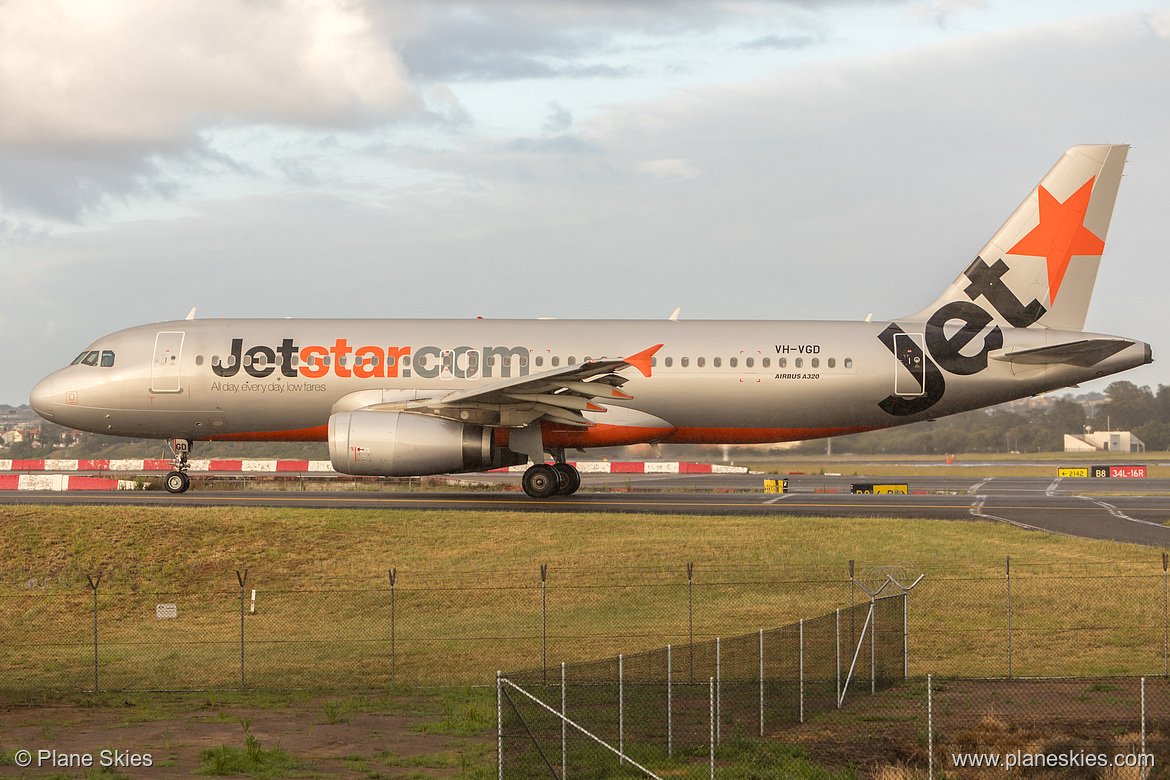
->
xmin=521 ymin=462 xmax=581 ymax=499
xmin=164 ymin=437 xmax=192 ymax=494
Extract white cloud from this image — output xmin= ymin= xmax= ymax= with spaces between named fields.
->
xmin=0 ymin=0 xmax=418 ymax=149
xmin=636 ymin=158 xmax=702 ymax=180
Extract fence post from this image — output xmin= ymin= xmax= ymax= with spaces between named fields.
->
xmin=709 ymin=677 xmax=715 ymax=780
xmin=236 ymin=569 xmax=248 ymax=690
xmin=541 ymin=563 xmax=548 ymax=685
xmin=871 ymin=598 xmax=876 ymax=694
xmin=799 ymin=618 xmax=804 ymax=724
xmin=687 ymin=562 xmax=694 ymax=683
xmin=85 ymin=572 xmax=101 ymax=692
xmin=904 ymin=591 xmax=909 ymax=680
xmin=619 ymin=653 xmax=624 ymax=766
xmin=497 ymin=670 xmax=503 ymax=780
xmin=667 ymin=644 xmax=673 ymax=756
xmin=388 ymin=568 xmax=396 ymax=685
xmin=849 ymin=560 xmax=856 ymax=654
xmin=561 ymin=661 xmax=566 ymax=780
xmin=1163 ymin=552 xmax=1167 ymax=678
xmin=928 ymin=673 xmax=934 ymax=780
xmin=1141 ymin=676 xmax=1147 ymax=780
xmin=836 ymin=608 xmax=841 ymax=709
xmin=1006 ymin=556 xmax=1012 ymax=679
xmin=759 ymin=628 xmax=764 ymax=737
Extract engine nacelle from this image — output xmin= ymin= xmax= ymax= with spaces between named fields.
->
xmin=329 ymin=410 xmax=522 ymax=476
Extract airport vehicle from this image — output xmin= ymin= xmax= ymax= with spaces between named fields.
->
xmin=29 ymin=145 xmax=1151 ymax=497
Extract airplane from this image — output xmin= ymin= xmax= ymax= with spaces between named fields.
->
xmin=29 ymin=144 xmax=1152 ymax=498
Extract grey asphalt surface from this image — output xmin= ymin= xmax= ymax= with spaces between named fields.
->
xmin=3 ymin=472 xmax=1170 ymax=548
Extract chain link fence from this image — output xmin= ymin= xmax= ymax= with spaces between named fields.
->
xmin=2 ymin=556 xmax=1170 ymax=696
xmin=498 ymin=594 xmax=908 ymax=779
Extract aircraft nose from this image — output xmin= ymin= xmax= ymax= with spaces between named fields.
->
xmin=30 ymin=376 xmax=55 ymax=421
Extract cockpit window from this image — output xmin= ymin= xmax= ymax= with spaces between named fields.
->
xmin=101 ymin=350 xmax=115 ymax=367
xmin=81 ymin=351 xmax=100 ymax=366
xmin=71 ymin=352 xmax=89 ymax=365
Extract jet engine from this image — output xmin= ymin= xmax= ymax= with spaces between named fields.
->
xmin=328 ymin=410 xmax=523 ymax=476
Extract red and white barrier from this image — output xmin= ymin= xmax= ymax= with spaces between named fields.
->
xmin=498 ymin=461 xmax=748 ymax=474
xmin=0 ymin=459 xmax=331 ymax=473
xmin=0 ymin=474 xmax=137 ymax=491
xmin=1 ymin=459 xmax=747 ymax=475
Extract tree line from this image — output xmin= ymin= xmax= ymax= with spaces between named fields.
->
xmin=797 ymin=381 xmax=1170 ymax=455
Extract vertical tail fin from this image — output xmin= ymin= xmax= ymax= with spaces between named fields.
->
xmin=907 ymin=144 xmax=1128 ymax=331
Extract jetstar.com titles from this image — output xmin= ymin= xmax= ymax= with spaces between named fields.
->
xmin=210 ymin=339 xmax=532 ymax=381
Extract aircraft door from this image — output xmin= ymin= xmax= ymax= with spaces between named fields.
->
xmin=151 ymin=331 xmax=185 ymax=393
xmin=893 ymin=332 xmax=926 ymax=397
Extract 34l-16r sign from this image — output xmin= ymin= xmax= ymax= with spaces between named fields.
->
xmin=1058 ymin=465 xmax=1147 ymax=478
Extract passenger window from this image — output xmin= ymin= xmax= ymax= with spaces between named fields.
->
xmin=520 ymin=356 xmax=528 ymax=367
xmin=401 ymin=356 xmax=410 ymax=367
xmin=535 ymin=356 xmax=544 ymax=367
xmin=845 ymin=358 xmax=853 ymax=369
xmin=568 ymin=356 xmax=576 ymax=365
xmin=650 ymin=357 xmax=656 ymax=367
xmin=194 ymin=355 xmax=203 ymax=367
xmin=729 ymin=357 xmax=737 ymax=368
xmin=82 ymin=351 xmax=99 ymax=366
xmin=762 ymin=358 xmax=770 ymax=368
xmin=713 ymin=357 xmax=721 ymax=368
xmin=828 ymin=358 xmax=836 ymax=368
xmin=811 ymin=358 xmax=819 ymax=368
xmin=71 ymin=352 xmax=89 ymax=365
xmin=101 ymin=350 xmax=115 ymax=367
xmin=796 ymin=358 xmax=803 ymax=368
xmin=292 ymin=355 xmax=301 ymax=366
xmin=681 ymin=357 xmax=689 ymax=367
xmin=746 ymin=357 xmax=753 ymax=368
xmin=385 ymin=355 xmax=395 ymax=367
xmin=243 ymin=355 xmax=252 ymax=367
xmin=778 ymin=358 xmax=786 ymax=368
xmin=552 ymin=356 xmax=560 ymax=367
xmin=665 ymin=357 xmax=673 ymax=367
xmin=698 ymin=357 xmax=705 ymax=367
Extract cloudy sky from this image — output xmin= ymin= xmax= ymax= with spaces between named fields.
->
xmin=3 ymin=0 xmax=1168 ymax=405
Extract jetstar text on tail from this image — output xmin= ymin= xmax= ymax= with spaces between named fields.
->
xmin=211 ymin=339 xmax=532 ymax=380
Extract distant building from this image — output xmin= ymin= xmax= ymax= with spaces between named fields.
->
xmin=1064 ymin=430 xmax=1145 ymax=453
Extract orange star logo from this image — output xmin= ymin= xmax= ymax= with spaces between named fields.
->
xmin=1006 ymin=177 xmax=1104 ymax=303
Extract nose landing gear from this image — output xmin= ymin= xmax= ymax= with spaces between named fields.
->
xmin=164 ymin=438 xmax=193 ymax=494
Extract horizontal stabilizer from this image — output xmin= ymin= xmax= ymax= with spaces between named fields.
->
xmin=992 ymin=339 xmax=1134 ymax=368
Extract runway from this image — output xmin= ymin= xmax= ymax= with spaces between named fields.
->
xmin=3 ymin=472 xmax=1169 ymax=547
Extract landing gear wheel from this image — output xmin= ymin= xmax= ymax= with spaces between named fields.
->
xmin=553 ymin=463 xmax=581 ymax=495
xmin=522 ymin=464 xmax=560 ymax=499
xmin=164 ymin=471 xmax=190 ymax=494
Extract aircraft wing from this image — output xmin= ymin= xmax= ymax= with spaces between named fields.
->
xmin=992 ymin=339 xmax=1135 ymax=368
xmin=397 ymin=344 xmax=663 ymax=428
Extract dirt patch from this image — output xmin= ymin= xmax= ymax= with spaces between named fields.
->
xmin=0 ymin=691 xmax=492 ymax=778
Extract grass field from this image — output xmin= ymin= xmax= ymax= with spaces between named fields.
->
xmin=1 ymin=505 xmax=1167 ymax=693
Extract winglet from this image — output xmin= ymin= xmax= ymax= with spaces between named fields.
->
xmin=625 ymin=344 xmax=664 ymax=378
